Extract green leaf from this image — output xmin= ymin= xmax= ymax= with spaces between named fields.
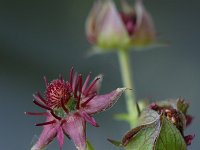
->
xmin=122 ymin=109 xmax=187 ymax=150
xmin=154 ymin=116 xmax=186 ymax=150
xmin=86 ymin=140 xmax=94 ymax=150
xmin=107 ymin=139 xmax=122 ymax=147
xmin=114 ymin=113 xmax=130 ymax=122
xmin=123 ymin=109 xmax=161 ymax=150
xmin=137 ymin=108 xmax=160 ymax=124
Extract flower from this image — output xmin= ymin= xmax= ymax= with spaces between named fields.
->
xmin=86 ymin=0 xmax=156 ymax=51
xmin=25 ymin=68 xmax=126 ymax=150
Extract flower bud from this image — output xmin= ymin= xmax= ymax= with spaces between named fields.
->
xmin=86 ymin=0 xmax=156 ymax=51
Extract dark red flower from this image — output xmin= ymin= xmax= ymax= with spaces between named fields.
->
xmin=26 ymin=68 xmax=126 ymax=150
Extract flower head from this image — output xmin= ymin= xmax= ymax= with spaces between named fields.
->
xmin=86 ymin=0 xmax=156 ymax=51
xmin=26 ymin=68 xmax=126 ymax=150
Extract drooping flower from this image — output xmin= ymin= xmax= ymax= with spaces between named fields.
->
xmin=86 ymin=0 xmax=156 ymax=51
xmin=25 ymin=68 xmax=126 ymax=150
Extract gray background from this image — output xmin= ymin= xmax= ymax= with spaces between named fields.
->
xmin=0 ymin=0 xmax=199 ymax=149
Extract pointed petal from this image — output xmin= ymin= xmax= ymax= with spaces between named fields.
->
xmin=79 ymin=111 xmax=99 ymax=127
xmin=82 ymin=73 xmax=91 ymax=93
xmin=186 ymin=115 xmax=193 ymax=126
xmin=57 ymin=127 xmax=65 ymax=150
xmin=184 ymin=134 xmax=195 ymax=145
xmin=82 ymin=88 xmax=126 ymax=114
xmin=85 ymin=0 xmax=103 ymax=43
xmin=132 ymin=0 xmax=156 ymax=46
xmin=72 ymin=72 xmax=78 ymax=91
xmin=87 ymin=74 xmax=103 ymax=95
xmin=96 ymin=0 xmax=130 ymax=49
xmin=31 ymin=117 xmax=58 ymax=150
xmin=63 ymin=114 xmax=86 ymax=150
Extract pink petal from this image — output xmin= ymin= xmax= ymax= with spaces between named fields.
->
xmin=85 ymin=0 xmax=103 ymax=43
xmin=79 ymin=111 xmax=99 ymax=127
xmin=63 ymin=113 xmax=86 ymax=150
xmin=87 ymin=74 xmax=103 ymax=95
xmin=82 ymin=88 xmax=126 ymax=114
xmin=132 ymin=0 xmax=156 ymax=45
xmin=57 ymin=127 xmax=65 ymax=150
xmin=31 ymin=117 xmax=58 ymax=150
xmin=96 ymin=0 xmax=130 ymax=48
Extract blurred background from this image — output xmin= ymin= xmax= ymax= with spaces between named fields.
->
xmin=0 ymin=0 xmax=199 ymax=149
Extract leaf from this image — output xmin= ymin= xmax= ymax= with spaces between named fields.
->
xmin=154 ymin=116 xmax=186 ymax=150
xmin=122 ymin=109 xmax=187 ymax=150
xmin=107 ymin=139 xmax=122 ymax=147
xmin=86 ymin=140 xmax=94 ymax=150
xmin=123 ymin=109 xmax=161 ymax=150
xmin=114 ymin=113 xmax=130 ymax=122
xmin=137 ymin=108 xmax=160 ymax=125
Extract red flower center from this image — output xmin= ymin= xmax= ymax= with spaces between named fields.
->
xmin=46 ymin=79 xmax=72 ymax=109
xmin=26 ymin=68 xmax=100 ymax=126
xmin=120 ymin=12 xmax=137 ymax=36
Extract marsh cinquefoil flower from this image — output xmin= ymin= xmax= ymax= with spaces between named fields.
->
xmin=86 ymin=0 xmax=156 ymax=51
xmin=26 ymin=68 xmax=126 ymax=150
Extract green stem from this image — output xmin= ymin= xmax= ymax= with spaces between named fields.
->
xmin=117 ymin=49 xmax=138 ymax=128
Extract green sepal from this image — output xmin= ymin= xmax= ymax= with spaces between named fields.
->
xmin=122 ymin=109 xmax=187 ymax=150
xmin=107 ymin=139 xmax=122 ymax=147
xmin=123 ymin=109 xmax=161 ymax=150
xmin=154 ymin=115 xmax=186 ymax=150
xmin=114 ymin=113 xmax=130 ymax=122
xmin=177 ymin=97 xmax=189 ymax=115
xmin=86 ymin=140 xmax=94 ymax=150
